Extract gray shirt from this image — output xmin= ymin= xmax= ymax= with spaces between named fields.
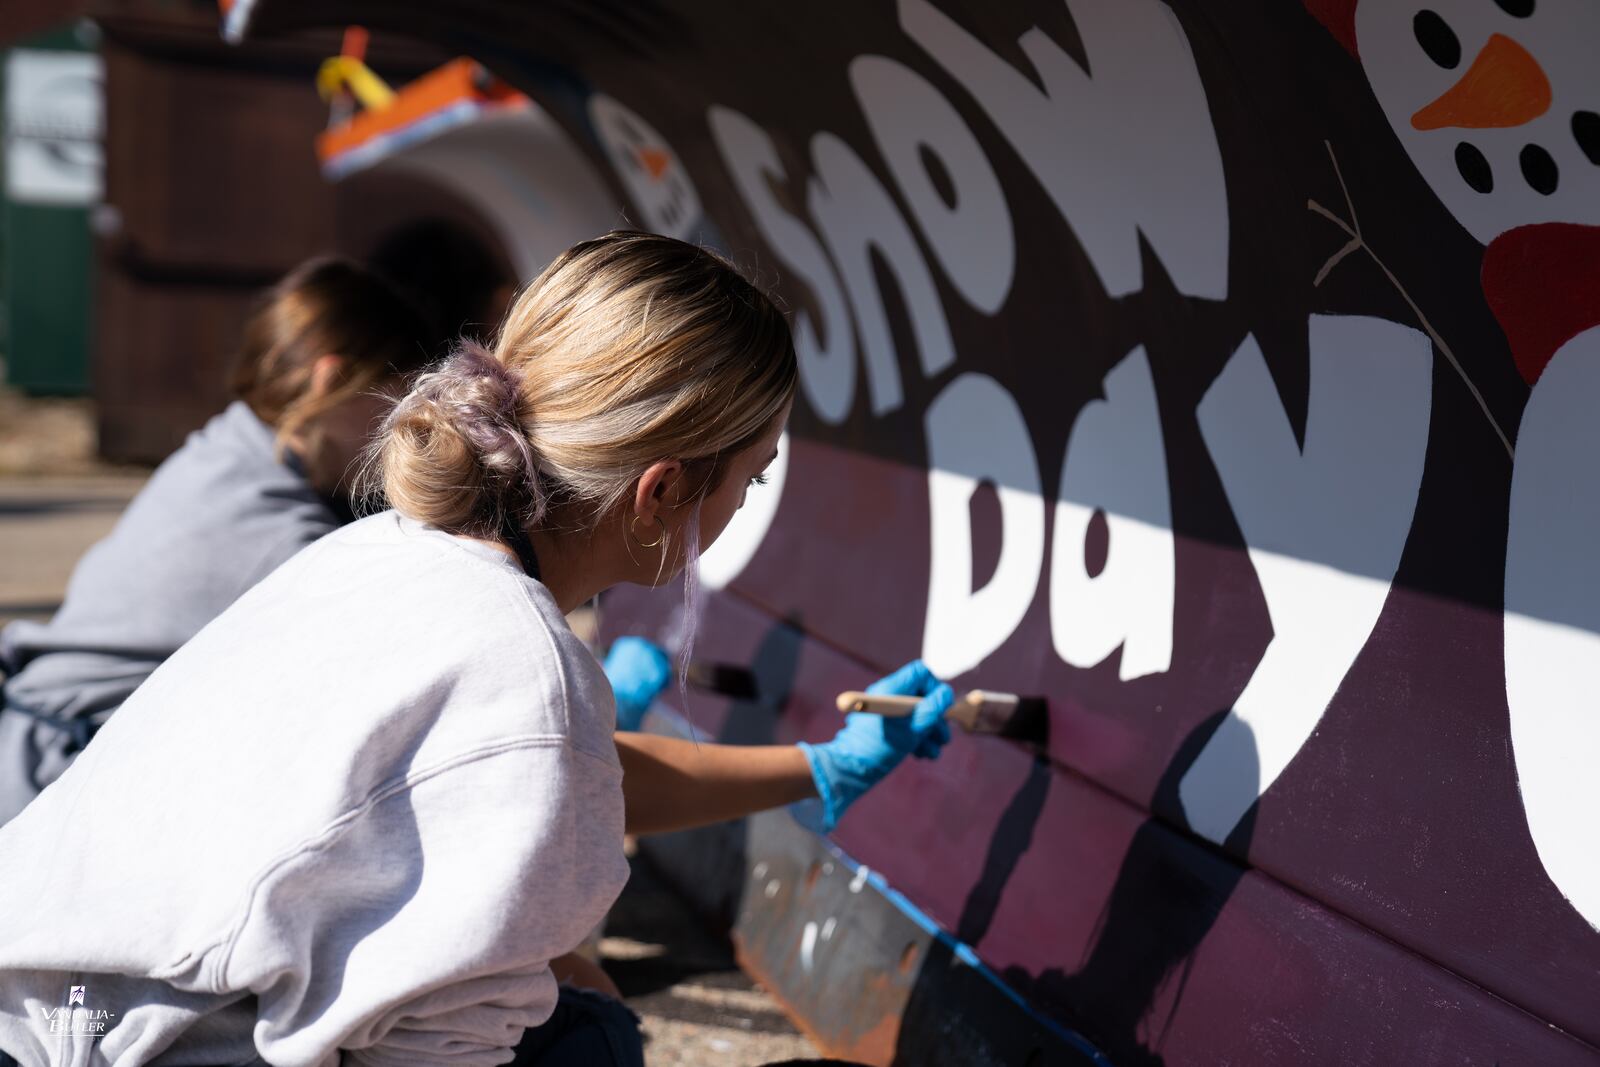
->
xmin=0 ymin=401 xmax=340 ymax=821
xmin=0 ymin=512 xmax=628 ymax=1067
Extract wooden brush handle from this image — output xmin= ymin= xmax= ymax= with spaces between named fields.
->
xmin=835 ymin=691 xmax=919 ymax=715
xmin=836 ymin=689 xmax=1019 ymax=734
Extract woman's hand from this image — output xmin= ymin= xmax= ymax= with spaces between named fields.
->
xmin=603 ymin=636 xmax=672 ymax=731
xmin=798 ymin=660 xmax=955 ymax=832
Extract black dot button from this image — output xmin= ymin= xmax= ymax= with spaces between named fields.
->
xmin=1520 ymin=144 xmax=1559 ymax=194
xmin=1456 ymin=142 xmax=1494 ymax=193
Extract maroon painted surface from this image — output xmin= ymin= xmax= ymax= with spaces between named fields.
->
xmin=231 ymin=0 xmax=1600 ymax=1060
xmin=605 ymin=578 xmax=1597 ymax=1063
xmin=703 ymin=439 xmax=1600 ymax=1050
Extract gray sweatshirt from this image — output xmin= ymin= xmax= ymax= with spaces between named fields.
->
xmin=0 ymin=401 xmax=340 ymax=822
xmin=0 ymin=511 xmax=629 ymax=1066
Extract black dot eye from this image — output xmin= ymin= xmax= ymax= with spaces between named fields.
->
xmin=1574 ymin=111 xmax=1600 ymax=165
xmin=1456 ymin=142 xmax=1494 ymax=193
xmin=1413 ymin=10 xmax=1461 ymax=68
xmin=1494 ymin=0 xmax=1534 ymax=15
xmin=1520 ymin=144 xmax=1559 ymax=194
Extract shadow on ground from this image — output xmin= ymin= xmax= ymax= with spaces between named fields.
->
xmin=607 ymin=850 xmax=825 ymax=1065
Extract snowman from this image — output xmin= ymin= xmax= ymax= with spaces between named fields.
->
xmin=588 ymin=94 xmax=705 ymax=243
xmin=1355 ymin=0 xmax=1598 ymax=242
xmin=1312 ymin=0 xmax=1600 ymax=381
xmin=1310 ymin=0 xmax=1600 ymax=930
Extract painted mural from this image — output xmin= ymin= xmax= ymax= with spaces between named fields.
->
xmin=229 ymin=0 xmax=1600 ymax=1061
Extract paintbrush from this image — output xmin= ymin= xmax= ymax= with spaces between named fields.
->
xmin=834 ymin=688 xmax=1049 ymax=746
xmin=686 ymin=661 xmax=761 ymax=701
xmin=654 ymin=602 xmax=762 ymax=701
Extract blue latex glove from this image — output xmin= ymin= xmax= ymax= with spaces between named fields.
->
xmin=797 ymin=660 xmax=955 ymax=832
xmin=603 ymin=636 xmax=672 ymax=732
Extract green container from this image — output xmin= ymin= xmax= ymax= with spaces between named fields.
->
xmin=1 ymin=24 xmax=100 ymax=395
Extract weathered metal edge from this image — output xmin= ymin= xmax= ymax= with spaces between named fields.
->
xmin=637 ymin=705 xmax=1109 ymax=1067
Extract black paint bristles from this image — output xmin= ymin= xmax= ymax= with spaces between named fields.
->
xmin=958 ymin=690 xmax=1050 ymax=747
xmin=685 ymin=661 xmax=761 ymax=701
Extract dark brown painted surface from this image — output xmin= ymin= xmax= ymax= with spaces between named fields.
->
xmin=91 ymin=4 xmax=456 ymax=462
xmin=230 ymin=0 xmax=1600 ymax=1061
xmin=93 ymin=270 xmax=258 ymax=460
xmin=93 ymin=10 xmax=335 ymax=460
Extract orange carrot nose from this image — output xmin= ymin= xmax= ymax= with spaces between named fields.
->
xmin=1411 ymin=33 xmax=1551 ymax=131
xmin=636 ymin=146 xmax=672 ymax=180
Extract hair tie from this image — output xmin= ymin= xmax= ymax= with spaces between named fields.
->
xmin=444 ymin=340 xmax=545 ymax=527
xmin=451 ymin=339 xmax=522 ymax=424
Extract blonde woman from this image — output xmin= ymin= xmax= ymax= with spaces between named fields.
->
xmin=0 ymin=258 xmax=434 ymax=826
xmin=0 ymin=233 xmax=952 ymax=1067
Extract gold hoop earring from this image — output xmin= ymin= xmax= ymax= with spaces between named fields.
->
xmin=630 ymin=514 xmax=666 ymax=548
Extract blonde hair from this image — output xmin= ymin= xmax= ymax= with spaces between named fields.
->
xmin=231 ymin=257 xmax=432 ymax=452
xmin=370 ymin=231 xmax=798 ymax=542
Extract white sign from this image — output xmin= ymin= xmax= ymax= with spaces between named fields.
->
xmin=5 ymin=49 xmax=104 ymax=206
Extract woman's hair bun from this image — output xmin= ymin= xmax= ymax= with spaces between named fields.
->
xmin=368 ymin=231 xmax=797 ymax=543
xmin=367 ymin=339 xmax=543 ymax=536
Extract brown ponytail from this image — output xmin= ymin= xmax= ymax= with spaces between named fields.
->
xmin=231 ymin=257 xmax=433 ymax=451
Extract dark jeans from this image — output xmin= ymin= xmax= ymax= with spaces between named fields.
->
xmin=512 ymin=985 xmax=646 ymax=1067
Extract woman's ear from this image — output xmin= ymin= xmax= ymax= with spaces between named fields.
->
xmin=633 ymin=459 xmax=685 ymax=521
xmin=307 ymin=353 xmax=348 ymax=400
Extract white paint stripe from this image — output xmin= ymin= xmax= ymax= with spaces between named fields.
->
xmin=799 ymin=921 xmax=819 ymax=973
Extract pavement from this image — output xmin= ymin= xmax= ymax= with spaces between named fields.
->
xmin=0 ymin=392 xmax=823 ymax=1065
xmin=606 ymin=849 xmax=822 ymax=1065
xmin=0 ymin=476 xmax=146 ymax=626
xmin=0 ymin=391 xmax=150 ymax=627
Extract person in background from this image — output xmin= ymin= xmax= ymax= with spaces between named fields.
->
xmin=0 ymin=232 xmax=951 ymax=1067
xmin=0 ymin=257 xmax=434 ymax=825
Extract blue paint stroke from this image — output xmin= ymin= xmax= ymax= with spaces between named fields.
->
xmin=644 ymin=700 xmax=1112 ymax=1065
xmin=798 ymin=812 xmax=1115 ymax=1066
